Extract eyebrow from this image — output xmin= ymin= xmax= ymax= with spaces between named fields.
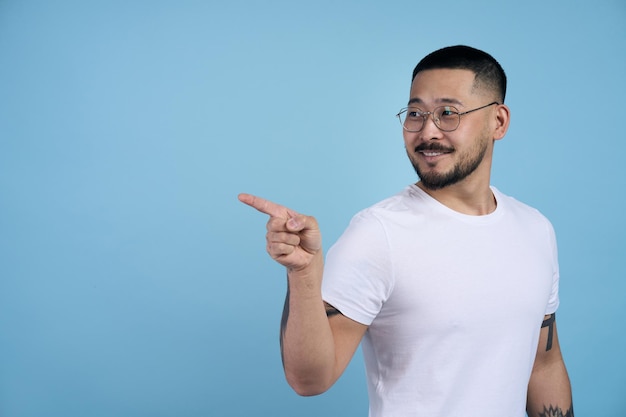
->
xmin=407 ymin=97 xmax=463 ymax=107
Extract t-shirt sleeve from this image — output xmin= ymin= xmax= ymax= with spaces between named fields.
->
xmin=545 ymin=221 xmax=560 ymax=315
xmin=322 ymin=210 xmax=394 ymax=326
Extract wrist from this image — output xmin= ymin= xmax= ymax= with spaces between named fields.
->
xmin=287 ymin=252 xmax=324 ymax=288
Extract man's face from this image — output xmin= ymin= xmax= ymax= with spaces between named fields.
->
xmin=403 ymin=68 xmax=497 ymax=190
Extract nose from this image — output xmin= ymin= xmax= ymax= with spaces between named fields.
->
xmin=419 ymin=113 xmax=443 ymax=141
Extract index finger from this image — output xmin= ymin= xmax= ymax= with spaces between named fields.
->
xmin=238 ymin=193 xmax=298 ymax=219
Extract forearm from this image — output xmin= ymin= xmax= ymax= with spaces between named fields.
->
xmin=238 ymin=195 xmax=339 ymax=393
xmin=527 ymin=359 xmax=573 ymax=417
xmin=280 ymin=252 xmax=336 ymax=395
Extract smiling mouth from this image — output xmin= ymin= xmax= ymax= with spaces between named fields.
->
xmin=415 ymin=145 xmax=454 ymax=157
xmin=421 ymin=151 xmax=447 ymax=157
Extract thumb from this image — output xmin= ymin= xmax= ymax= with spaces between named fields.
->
xmin=286 ymin=214 xmax=321 ymax=253
xmin=286 ymin=215 xmax=307 ymax=232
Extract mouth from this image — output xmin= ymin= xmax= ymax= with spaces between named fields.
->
xmin=415 ymin=145 xmax=454 ymax=158
xmin=421 ymin=151 xmax=448 ymax=157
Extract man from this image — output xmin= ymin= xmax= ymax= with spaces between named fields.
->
xmin=239 ymin=45 xmax=573 ymax=417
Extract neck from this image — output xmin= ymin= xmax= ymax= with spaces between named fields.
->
xmin=416 ymin=180 xmax=497 ymax=216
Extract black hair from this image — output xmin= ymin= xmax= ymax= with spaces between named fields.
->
xmin=412 ymin=45 xmax=507 ymax=103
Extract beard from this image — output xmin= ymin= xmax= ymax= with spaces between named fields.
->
xmin=408 ymin=137 xmax=489 ymax=190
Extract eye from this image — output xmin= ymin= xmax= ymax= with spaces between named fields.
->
xmin=407 ymin=108 xmax=423 ymax=119
xmin=440 ymin=106 xmax=457 ymax=117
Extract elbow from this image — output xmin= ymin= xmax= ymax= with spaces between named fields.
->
xmin=289 ymin=382 xmax=329 ymax=397
xmin=285 ymin=372 xmax=333 ymax=397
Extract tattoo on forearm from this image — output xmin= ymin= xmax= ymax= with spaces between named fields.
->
xmin=538 ymin=404 xmax=574 ymax=417
xmin=324 ymin=302 xmax=343 ymax=318
xmin=541 ymin=313 xmax=556 ymax=351
xmin=279 ymin=284 xmax=290 ymax=364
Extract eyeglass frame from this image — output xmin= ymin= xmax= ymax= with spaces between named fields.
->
xmin=396 ymin=101 xmax=500 ymax=132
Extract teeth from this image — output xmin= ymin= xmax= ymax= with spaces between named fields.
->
xmin=423 ymin=152 xmax=443 ymax=156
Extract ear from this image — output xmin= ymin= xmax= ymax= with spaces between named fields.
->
xmin=493 ymin=104 xmax=510 ymax=141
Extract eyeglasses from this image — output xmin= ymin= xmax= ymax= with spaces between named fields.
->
xmin=396 ymin=101 xmax=499 ymax=132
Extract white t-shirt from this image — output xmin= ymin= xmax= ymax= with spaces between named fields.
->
xmin=322 ymin=185 xmax=560 ymax=417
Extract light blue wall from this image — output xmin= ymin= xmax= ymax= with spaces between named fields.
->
xmin=1 ymin=1 xmax=624 ymax=416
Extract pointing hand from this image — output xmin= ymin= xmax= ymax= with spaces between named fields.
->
xmin=238 ymin=193 xmax=321 ymax=271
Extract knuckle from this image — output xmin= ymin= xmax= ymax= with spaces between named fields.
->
xmin=266 ymin=217 xmax=286 ymax=232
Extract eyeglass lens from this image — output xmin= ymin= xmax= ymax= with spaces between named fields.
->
xmin=400 ymin=106 xmax=459 ymax=132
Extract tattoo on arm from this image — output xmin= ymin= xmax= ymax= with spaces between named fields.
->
xmin=541 ymin=313 xmax=556 ymax=351
xmin=538 ymin=404 xmax=574 ymax=417
xmin=279 ymin=284 xmax=290 ymax=364
xmin=324 ymin=302 xmax=343 ymax=318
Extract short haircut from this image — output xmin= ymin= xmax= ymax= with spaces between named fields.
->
xmin=412 ymin=45 xmax=507 ymax=103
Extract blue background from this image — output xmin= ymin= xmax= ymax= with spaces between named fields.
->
xmin=1 ymin=1 xmax=624 ymax=416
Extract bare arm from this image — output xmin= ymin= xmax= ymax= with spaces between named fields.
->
xmin=239 ymin=193 xmax=367 ymax=396
xmin=527 ymin=313 xmax=574 ymax=416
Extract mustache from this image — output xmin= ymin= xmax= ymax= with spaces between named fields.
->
xmin=415 ymin=143 xmax=454 ymax=153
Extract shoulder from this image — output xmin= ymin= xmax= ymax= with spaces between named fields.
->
xmin=493 ymin=187 xmax=556 ymax=239
xmin=494 ymin=188 xmax=552 ymax=222
xmin=352 ymin=185 xmax=428 ymax=223
xmin=330 ymin=186 xmax=422 ymax=253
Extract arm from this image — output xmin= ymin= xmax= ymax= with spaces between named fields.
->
xmin=239 ymin=193 xmax=367 ymax=396
xmin=526 ymin=313 xmax=574 ymax=417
